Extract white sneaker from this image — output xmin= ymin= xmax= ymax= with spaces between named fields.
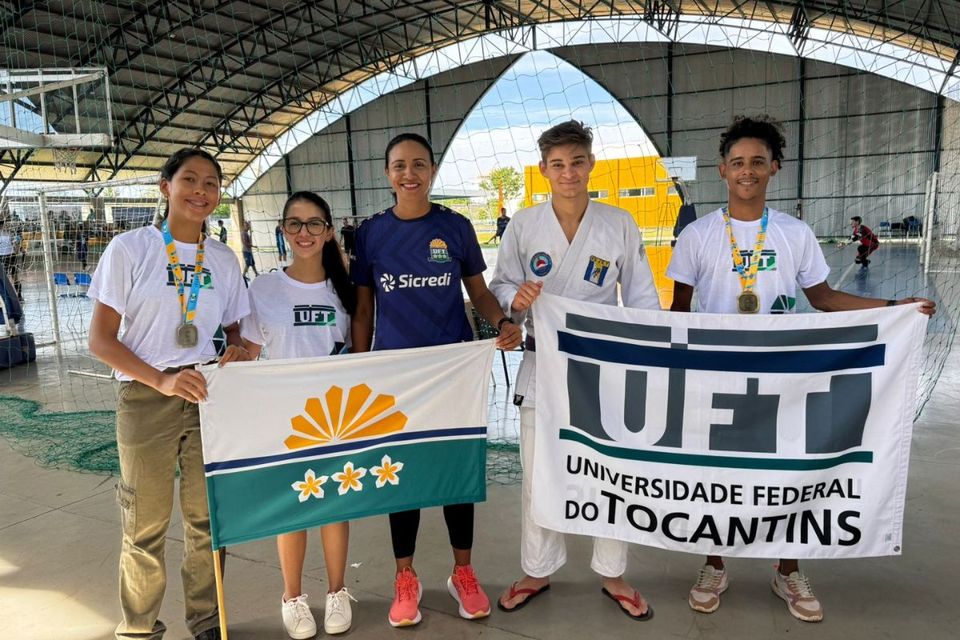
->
xmin=688 ymin=564 xmax=729 ymax=613
xmin=281 ymin=593 xmax=317 ymax=639
xmin=771 ymin=569 xmax=823 ymax=622
xmin=324 ymin=587 xmax=357 ymax=635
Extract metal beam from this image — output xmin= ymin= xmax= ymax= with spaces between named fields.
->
xmin=345 ymin=113 xmax=358 ymax=217
xmin=4 ymin=0 xmax=960 ymax=194
xmin=92 ymin=2 xmax=524 ymax=181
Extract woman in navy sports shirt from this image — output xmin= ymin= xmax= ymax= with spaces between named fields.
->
xmin=351 ymin=132 xmax=521 ymax=628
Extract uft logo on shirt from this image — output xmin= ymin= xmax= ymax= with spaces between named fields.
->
xmin=428 ymin=238 xmax=451 ymax=263
xmin=166 ymin=265 xmax=213 ymax=289
xmin=731 ymin=249 xmax=777 ymax=272
xmin=379 ymin=272 xmax=452 ymax=293
xmin=293 ymin=305 xmax=336 ymax=327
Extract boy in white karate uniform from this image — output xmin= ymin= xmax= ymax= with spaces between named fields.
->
xmin=490 ymin=121 xmax=659 ymax=620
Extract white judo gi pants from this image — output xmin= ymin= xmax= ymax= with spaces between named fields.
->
xmin=520 ymin=406 xmax=628 ymax=578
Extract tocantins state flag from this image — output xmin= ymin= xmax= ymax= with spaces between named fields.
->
xmin=198 ymin=341 xmax=494 ymax=548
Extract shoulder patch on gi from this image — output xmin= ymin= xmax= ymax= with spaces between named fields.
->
xmin=530 ymin=251 xmax=552 ymax=276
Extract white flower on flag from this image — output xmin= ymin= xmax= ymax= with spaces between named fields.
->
xmin=333 ymin=462 xmax=367 ymax=495
xmin=371 ymin=455 xmax=404 ymax=488
xmin=291 ymin=469 xmax=328 ymax=503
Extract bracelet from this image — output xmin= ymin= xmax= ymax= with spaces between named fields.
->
xmin=886 ymin=299 xmax=897 ymax=306
xmin=497 ymin=317 xmax=516 ymax=331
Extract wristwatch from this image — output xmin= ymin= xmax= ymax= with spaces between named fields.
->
xmin=497 ymin=317 xmax=516 ymax=331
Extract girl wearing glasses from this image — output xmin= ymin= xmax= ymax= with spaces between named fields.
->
xmin=240 ymin=191 xmax=357 ymax=639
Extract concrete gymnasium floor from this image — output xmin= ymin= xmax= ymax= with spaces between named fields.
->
xmin=2 ymin=241 xmax=959 ymax=639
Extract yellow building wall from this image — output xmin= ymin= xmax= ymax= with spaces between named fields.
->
xmin=522 ymin=156 xmax=681 ymax=308
xmin=523 ymin=156 xmax=681 ymax=235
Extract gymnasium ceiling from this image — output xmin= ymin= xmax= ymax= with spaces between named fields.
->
xmin=2 ymin=1 xmax=960 ymax=193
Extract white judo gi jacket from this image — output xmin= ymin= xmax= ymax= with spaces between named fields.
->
xmin=489 ymin=199 xmax=662 ymax=407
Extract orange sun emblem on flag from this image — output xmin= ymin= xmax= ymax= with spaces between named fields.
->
xmin=285 ymin=384 xmax=408 ymax=450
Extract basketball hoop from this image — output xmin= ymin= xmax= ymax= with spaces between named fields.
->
xmin=54 ymin=147 xmax=80 ymax=175
xmin=656 ymin=157 xmax=697 ymax=183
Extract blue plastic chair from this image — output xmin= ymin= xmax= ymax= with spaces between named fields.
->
xmin=53 ymin=272 xmax=71 ymax=296
xmin=74 ymin=272 xmax=92 ymax=295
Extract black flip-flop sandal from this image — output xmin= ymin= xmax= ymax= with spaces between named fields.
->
xmin=497 ymin=582 xmax=550 ymax=612
xmin=601 ymin=587 xmax=654 ymax=621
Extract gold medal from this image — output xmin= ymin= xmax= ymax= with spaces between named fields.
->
xmin=737 ymin=291 xmax=760 ymax=314
xmin=724 ymin=208 xmax=769 ymax=316
xmin=176 ymin=323 xmax=199 ymax=348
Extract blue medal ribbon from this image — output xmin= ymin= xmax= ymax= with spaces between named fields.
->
xmin=160 ymin=219 xmax=205 ymax=327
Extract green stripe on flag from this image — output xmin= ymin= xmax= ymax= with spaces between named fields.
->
xmin=207 ymin=438 xmax=486 ymax=548
xmin=559 ymin=429 xmax=873 ymax=470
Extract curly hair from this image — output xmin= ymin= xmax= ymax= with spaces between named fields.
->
xmin=719 ymin=115 xmax=786 ymax=164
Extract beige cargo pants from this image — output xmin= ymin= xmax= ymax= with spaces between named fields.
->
xmin=114 ymin=380 xmax=219 ymax=640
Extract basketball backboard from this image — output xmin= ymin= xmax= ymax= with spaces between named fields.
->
xmin=0 ymin=68 xmax=113 ymax=150
xmin=657 ymin=156 xmax=697 ymax=182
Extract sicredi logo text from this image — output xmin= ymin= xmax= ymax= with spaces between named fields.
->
xmin=380 ymin=272 xmax=452 ymax=292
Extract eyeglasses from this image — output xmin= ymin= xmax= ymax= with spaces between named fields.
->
xmin=282 ymin=218 xmax=332 ymax=235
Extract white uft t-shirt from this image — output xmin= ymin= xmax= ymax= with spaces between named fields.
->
xmin=88 ymin=225 xmax=250 ymax=380
xmin=241 ymin=269 xmax=351 ymax=360
xmin=666 ymin=208 xmax=830 ymax=314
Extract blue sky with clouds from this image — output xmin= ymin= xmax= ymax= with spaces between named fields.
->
xmin=435 ymin=50 xmax=658 ymax=195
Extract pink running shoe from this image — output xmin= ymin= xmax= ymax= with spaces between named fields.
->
xmin=388 ymin=567 xmax=422 ymax=627
xmin=446 ymin=565 xmax=491 ymax=620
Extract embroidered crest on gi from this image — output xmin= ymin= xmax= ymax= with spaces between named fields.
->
xmin=530 ymin=252 xmax=553 ymax=276
xmin=583 ymin=255 xmax=610 ymax=286
xmin=429 ymin=238 xmax=451 ymax=263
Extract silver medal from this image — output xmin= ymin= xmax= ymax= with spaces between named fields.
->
xmin=176 ymin=323 xmax=198 ymax=348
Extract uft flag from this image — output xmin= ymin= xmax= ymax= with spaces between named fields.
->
xmin=199 ymin=340 xmax=495 ymax=549
xmin=533 ymin=293 xmax=927 ymax=559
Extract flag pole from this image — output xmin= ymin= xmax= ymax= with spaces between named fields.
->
xmin=213 ymin=548 xmax=229 ymax=639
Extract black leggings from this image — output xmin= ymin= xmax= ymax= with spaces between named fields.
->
xmin=389 ymin=503 xmax=474 ymax=559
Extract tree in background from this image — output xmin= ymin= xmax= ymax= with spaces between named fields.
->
xmin=479 ymin=166 xmax=523 ymax=217
xmin=212 ymin=203 xmax=232 ymax=218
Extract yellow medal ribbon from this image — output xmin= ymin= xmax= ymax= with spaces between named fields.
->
xmin=723 ymin=207 xmax=768 ymax=295
xmin=160 ymin=219 xmax=205 ymax=324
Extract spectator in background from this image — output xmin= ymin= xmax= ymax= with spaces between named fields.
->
xmin=0 ymin=218 xmax=20 ymax=299
xmin=217 ymin=219 xmax=227 ymax=244
xmin=242 ymin=220 xmax=258 ymax=279
xmin=849 ymin=216 xmax=880 ymax=268
xmin=274 ymin=222 xmax=288 ymax=262
xmin=495 ymin=207 xmax=511 ymax=244
xmin=671 ymin=202 xmax=697 ymax=247
xmin=76 ymin=223 xmax=89 ymax=270
xmin=340 ymin=217 xmax=356 ymax=258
